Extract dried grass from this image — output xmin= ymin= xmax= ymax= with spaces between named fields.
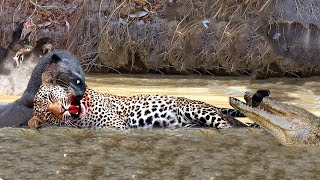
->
xmin=0 ymin=0 xmax=319 ymax=77
xmin=88 ymin=0 xmax=275 ymax=74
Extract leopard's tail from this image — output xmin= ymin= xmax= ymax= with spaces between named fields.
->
xmin=218 ymin=108 xmax=246 ymax=117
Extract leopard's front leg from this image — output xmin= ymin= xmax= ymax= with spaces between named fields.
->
xmin=28 ymin=115 xmax=45 ymax=129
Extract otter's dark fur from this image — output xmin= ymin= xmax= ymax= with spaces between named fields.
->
xmin=0 ymin=50 xmax=86 ymax=127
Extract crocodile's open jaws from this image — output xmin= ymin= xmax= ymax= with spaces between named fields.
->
xmin=229 ymin=92 xmax=320 ymax=147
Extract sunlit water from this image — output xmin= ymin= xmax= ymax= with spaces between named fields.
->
xmin=0 ymin=74 xmax=319 ymax=179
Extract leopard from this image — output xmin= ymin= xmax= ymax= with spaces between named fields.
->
xmin=29 ymin=83 xmax=256 ymax=130
xmin=0 ymin=50 xmax=86 ymax=128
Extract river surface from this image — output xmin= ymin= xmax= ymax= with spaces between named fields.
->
xmin=0 ymin=74 xmax=319 ymax=179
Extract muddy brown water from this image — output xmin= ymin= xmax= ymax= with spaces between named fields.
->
xmin=0 ymin=74 xmax=319 ymax=179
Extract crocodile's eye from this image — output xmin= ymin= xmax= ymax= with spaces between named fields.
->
xmin=76 ymin=79 xmax=81 ymax=85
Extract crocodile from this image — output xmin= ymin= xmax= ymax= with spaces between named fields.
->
xmin=229 ymin=91 xmax=320 ymax=147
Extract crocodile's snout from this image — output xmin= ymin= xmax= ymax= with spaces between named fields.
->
xmin=230 ymin=90 xmax=320 ymax=147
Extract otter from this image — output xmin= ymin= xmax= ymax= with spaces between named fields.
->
xmin=0 ymin=22 xmax=33 ymax=73
xmin=20 ymin=37 xmax=54 ymax=65
xmin=0 ymin=26 xmax=54 ymax=95
xmin=11 ymin=34 xmax=33 ymax=68
xmin=0 ymin=22 xmax=53 ymax=72
xmin=0 ymin=50 xmax=86 ymax=127
xmin=13 ymin=36 xmax=54 ymax=68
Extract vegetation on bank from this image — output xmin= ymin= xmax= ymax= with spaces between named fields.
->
xmin=0 ymin=0 xmax=319 ymax=78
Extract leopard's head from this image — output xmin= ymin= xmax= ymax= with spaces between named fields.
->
xmin=33 ymin=83 xmax=86 ymax=127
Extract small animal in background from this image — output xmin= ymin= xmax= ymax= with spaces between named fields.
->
xmin=10 ymin=21 xmax=54 ymax=67
xmin=7 ymin=22 xmax=33 ymax=68
xmin=33 ymin=37 xmax=54 ymax=57
xmin=17 ymin=37 xmax=54 ymax=69
xmin=12 ymin=19 xmax=48 ymax=68
xmin=0 ymin=20 xmax=54 ymax=74
xmin=11 ymin=33 xmax=33 ymax=68
xmin=21 ymin=19 xmax=53 ymax=55
xmin=40 ymin=37 xmax=54 ymax=54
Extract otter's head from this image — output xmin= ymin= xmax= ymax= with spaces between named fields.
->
xmin=23 ymin=50 xmax=86 ymax=109
xmin=43 ymin=53 xmax=86 ymax=101
xmin=9 ymin=33 xmax=33 ymax=55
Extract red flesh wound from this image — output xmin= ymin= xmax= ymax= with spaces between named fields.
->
xmin=68 ymin=105 xmax=79 ymax=115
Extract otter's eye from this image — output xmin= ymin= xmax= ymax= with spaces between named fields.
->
xmin=76 ymin=80 xmax=81 ymax=85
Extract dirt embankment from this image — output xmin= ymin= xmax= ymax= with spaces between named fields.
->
xmin=1 ymin=0 xmax=320 ymax=78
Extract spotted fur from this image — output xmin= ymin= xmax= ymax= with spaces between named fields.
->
xmin=32 ymin=84 xmax=255 ymax=130
xmin=32 ymin=85 xmax=74 ymax=127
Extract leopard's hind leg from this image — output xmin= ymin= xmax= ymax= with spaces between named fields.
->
xmin=176 ymin=97 xmax=251 ymax=129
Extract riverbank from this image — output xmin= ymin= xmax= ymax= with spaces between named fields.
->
xmin=1 ymin=1 xmax=320 ymax=77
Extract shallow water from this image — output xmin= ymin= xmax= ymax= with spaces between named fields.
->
xmin=0 ymin=74 xmax=320 ymax=179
